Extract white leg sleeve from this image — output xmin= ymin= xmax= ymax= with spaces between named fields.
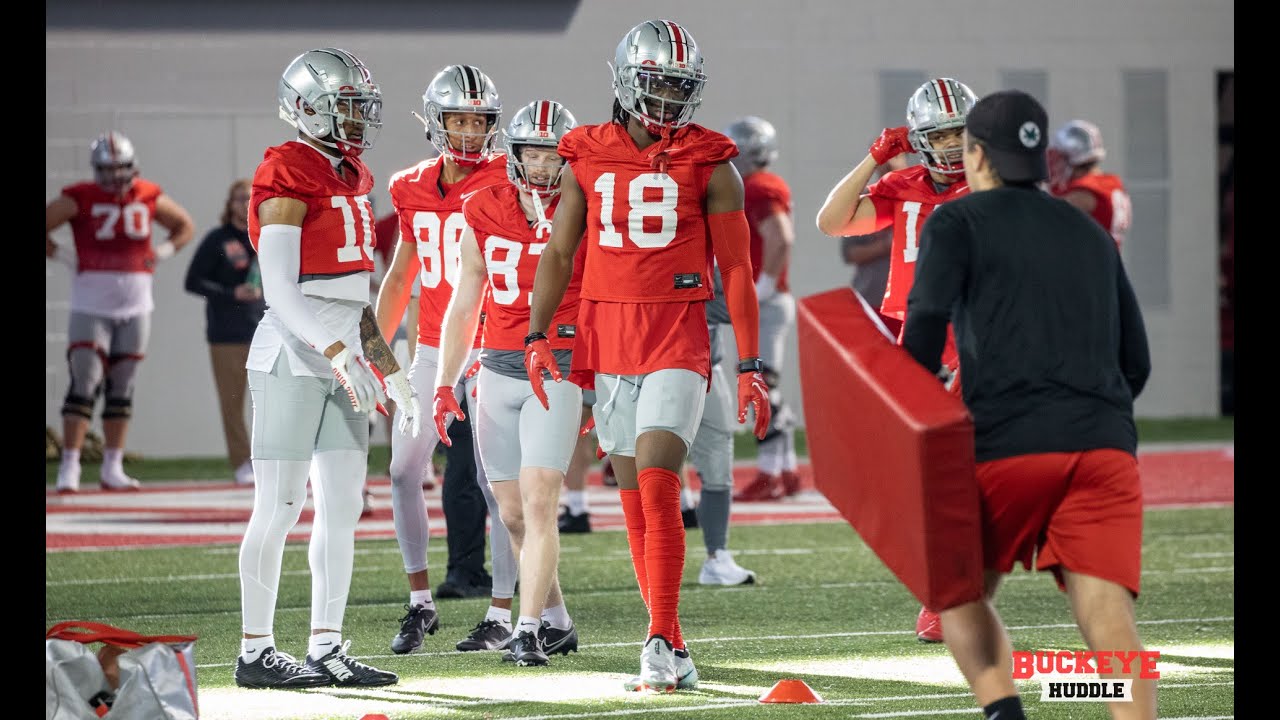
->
xmin=239 ymin=458 xmax=310 ymax=635
xmin=390 ymin=347 xmax=444 ymax=574
xmin=308 ymin=449 xmax=365 ymax=631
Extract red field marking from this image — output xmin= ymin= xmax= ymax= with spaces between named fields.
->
xmin=45 ymin=446 xmax=1232 ymax=551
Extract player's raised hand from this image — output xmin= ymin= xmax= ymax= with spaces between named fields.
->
xmin=329 ymin=346 xmax=386 ymax=414
xmin=524 ymin=333 xmax=561 ymax=411
xmin=432 ymin=386 xmax=465 ymax=446
xmin=737 ymin=370 xmax=771 ymax=440
xmin=870 ymin=126 xmax=913 ymax=165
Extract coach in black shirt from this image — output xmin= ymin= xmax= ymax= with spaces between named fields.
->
xmin=902 ymin=90 xmax=1154 ymax=720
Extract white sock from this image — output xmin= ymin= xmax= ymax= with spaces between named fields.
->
xmin=410 ymin=589 xmax=434 ymax=609
xmin=783 ymin=447 xmax=798 ymax=473
xmin=61 ymin=449 xmax=81 ymax=469
xmin=241 ymin=635 xmax=274 ymax=662
xmin=515 ymin=615 xmax=541 ymax=638
xmin=680 ymin=488 xmax=698 ymax=511
xmin=566 ymin=489 xmax=587 ymax=515
xmin=485 ymin=605 xmax=512 ymax=626
xmin=541 ymin=603 xmax=572 ymax=631
xmin=308 ymin=631 xmax=341 ymax=659
xmin=102 ymin=448 xmax=124 ymax=475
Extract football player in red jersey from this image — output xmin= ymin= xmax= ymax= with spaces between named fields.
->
xmin=46 ymin=131 xmax=195 ymax=494
xmin=722 ymin=116 xmax=803 ymax=503
xmin=234 ymin=48 xmax=415 ymax=690
xmin=374 ymin=64 xmax=518 ymax=656
xmin=431 ymin=100 xmax=585 ymax=666
xmin=524 ymin=19 xmax=771 ymax=692
xmin=817 ymin=77 xmax=979 ymax=645
xmin=1048 ymin=119 xmax=1132 ymax=250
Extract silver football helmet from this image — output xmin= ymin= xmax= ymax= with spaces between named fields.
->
xmin=419 ymin=65 xmax=502 ymax=165
xmin=503 ymin=100 xmax=578 ymax=197
xmin=1050 ymin=119 xmax=1106 ymax=167
xmin=90 ymin=131 xmax=138 ymax=194
xmin=612 ymin=19 xmax=707 ymax=133
xmin=724 ymin=116 xmax=778 ymax=175
xmin=906 ymin=78 xmax=979 ymax=176
xmin=278 ymin=48 xmax=382 ymax=157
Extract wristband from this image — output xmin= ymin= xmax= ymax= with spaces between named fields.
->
xmin=737 ymin=357 xmax=764 ymax=374
xmin=524 ymin=331 xmax=548 ymax=346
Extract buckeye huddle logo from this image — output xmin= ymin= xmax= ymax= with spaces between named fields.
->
xmin=1012 ymin=650 xmax=1160 ymax=702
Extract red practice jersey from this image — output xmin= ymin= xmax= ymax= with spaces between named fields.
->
xmin=248 ymin=141 xmax=377 ymax=277
xmin=558 ymin=122 xmax=738 ymax=376
xmin=866 ymin=165 xmax=969 ymax=321
xmin=388 ymin=154 xmax=508 ymax=347
xmin=62 ymin=179 xmax=165 ymax=274
xmin=1059 ymin=173 xmax=1131 ymax=250
xmin=464 ymin=183 xmax=586 ymax=352
xmin=743 ymin=170 xmax=792 ymax=291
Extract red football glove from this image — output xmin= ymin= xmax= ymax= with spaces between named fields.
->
xmin=431 ymin=386 xmax=465 ymax=446
xmin=870 ymin=126 xmax=912 ymax=165
xmin=465 ymin=359 xmax=481 ymax=398
xmin=524 ymin=336 xmax=561 ymax=411
xmin=579 ymin=415 xmax=596 ymax=437
xmin=737 ymin=371 xmax=771 ymax=440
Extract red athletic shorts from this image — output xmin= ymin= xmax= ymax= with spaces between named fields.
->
xmin=977 ymin=448 xmax=1142 ymax=596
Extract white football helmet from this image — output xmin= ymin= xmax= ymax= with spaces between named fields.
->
xmin=906 ymin=78 xmax=979 ymax=176
xmin=612 ymin=19 xmax=707 ymax=133
xmin=278 ymin=48 xmax=382 ymax=157
xmin=724 ymin=116 xmax=778 ymax=175
xmin=420 ymin=65 xmax=502 ymax=165
xmin=90 ymin=131 xmax=138 ymax=194
xmin=503 ymin=100 xmax=578 ymax=197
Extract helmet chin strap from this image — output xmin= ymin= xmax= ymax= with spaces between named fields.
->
xmin=530 ymin=188 xmax=553 ymax=240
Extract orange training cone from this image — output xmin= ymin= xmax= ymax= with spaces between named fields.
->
xmin=758 ymin=678 xmax=824 ymax=703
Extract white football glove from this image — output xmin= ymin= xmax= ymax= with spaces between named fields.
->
xmin=382 ymin=369 xmax=422 ymax=438
xmin=329 ymin=346 xmax=386 ymax=414
xmin=755 ymin=272 xmax=778 ymax=303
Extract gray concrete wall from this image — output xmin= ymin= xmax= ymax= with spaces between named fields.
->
xmin=45 ymin=0 xmax=1234 ymax=458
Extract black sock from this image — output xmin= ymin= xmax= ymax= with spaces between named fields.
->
xmin=983 ymin=695 xmax=1025 ymax=720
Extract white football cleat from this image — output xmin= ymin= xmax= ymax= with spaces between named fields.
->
xmin=625 ymin=646 xmax=697 ymax=691
xmin=637 ymin=635 xmax=678 ymax=692
xmin=699 ymin=550 xmax=757 ymax=586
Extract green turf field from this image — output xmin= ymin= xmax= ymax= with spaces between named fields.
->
xmin=45 ymin=507 xmax=1234 ymax=719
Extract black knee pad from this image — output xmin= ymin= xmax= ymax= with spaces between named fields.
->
xmin=102 ymin=396 xmax=132 ymax=420
xmin=62 ymin=393 xmax=95 ymax=420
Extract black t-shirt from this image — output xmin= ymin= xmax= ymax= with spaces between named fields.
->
xmin=183 ymin=223 xmax=266 ymax=344
xmin=902 ymin=186 xmax=1151 ymax=462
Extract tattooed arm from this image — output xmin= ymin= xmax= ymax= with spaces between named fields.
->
xmin=360 ymin=305 xmax=421 ymax=436
xmin=359 ymin=305 xmax=402 ymax=377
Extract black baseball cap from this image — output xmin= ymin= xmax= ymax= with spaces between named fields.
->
xmin=965 ymin=89 xmax=1049 ymax=183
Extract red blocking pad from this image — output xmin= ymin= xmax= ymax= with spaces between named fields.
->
xmin=797 ymin=288 xmax=983 ymax=610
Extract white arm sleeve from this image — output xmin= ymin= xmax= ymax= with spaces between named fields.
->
xmin=258 ymin=224 xmax=342 ymax=352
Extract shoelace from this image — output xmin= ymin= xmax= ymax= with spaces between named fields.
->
xmin=261 ymin=649 xmax=307 ymax=674
xmin=327 ymin=640 xmax=377 ymax=672
xmin=469 ymin=619 xmax=504 ymax=636
xmin=399 ymin=603 xmax=430 ymax=627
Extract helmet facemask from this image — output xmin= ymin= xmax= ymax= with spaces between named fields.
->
xmin=427 ymin=109 xmax=500 ymax=166
xmin=93 ymin=162 xmax=138 ymax=195
xmin=616 ymin=65 xmax=705 ymax=134
xmin=508 ymin=144 xmax=566 ymax=197
xmin=911 ymin=125 xmax=967 ymax=177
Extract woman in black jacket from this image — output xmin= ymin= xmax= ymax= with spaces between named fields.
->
xmin=184 ymin=179 xmax=264 ymax=485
